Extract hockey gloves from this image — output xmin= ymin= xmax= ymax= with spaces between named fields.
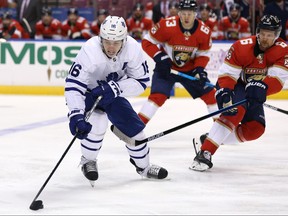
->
xmin=69 ymin=113 xmax=92 ymax=139
xmin=190 ymin=67 xmax=210 ymax=88
xmin=153 ymin=52 xmax=172 ymax=78
xmin=215 ymin=88 xmax=238 ymax=116
xmin=245 ymin=80 xmax=268 ymax=110
xmin=91 ymin=80 xmax=121 ymax=107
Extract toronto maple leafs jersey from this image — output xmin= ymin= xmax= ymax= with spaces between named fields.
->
xmin=65 ymin=35 xmax=150 ymax=114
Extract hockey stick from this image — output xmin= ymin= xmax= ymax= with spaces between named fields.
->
xmin=29 ymin=96 xmax=102 ymax=211
xmin=111 ymin=99 xmax=247 ymax=146
xmin=22 ymin=18 xmax=32 ymax=37
xmin=171 ymin=70 xmax=288 ymax=116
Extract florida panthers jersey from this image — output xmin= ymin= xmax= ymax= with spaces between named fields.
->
xmin=142 ymin=16 xmax=212 ymax=72
xmin=35 ymin=18 xmax=62 ymax=40
xmin=218 ymin=35 xmax=288 ymax=96
xmin=65 ymin=35 xmax=150 ymax=113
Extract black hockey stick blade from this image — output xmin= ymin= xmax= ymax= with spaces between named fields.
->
xmin=111 ymin=99 xmax=247 ymax=146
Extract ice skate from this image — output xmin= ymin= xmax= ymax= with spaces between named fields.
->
xmin=130 ymin=158 xmax=168 ymax=180
xmin=189 ymin=150 xmax=213 ymax=171
xmin=192 ymin=133 xmax=208 ymax=154
xmin=80 ymin=156 xmax=98 ymax=187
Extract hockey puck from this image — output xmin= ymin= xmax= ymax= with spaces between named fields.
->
xmin=29 ymin=200 xmax=44 ymax=210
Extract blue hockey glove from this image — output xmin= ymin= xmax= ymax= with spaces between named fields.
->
xmin=91 ymin=80 xmax=121 ymax=107
xmin=153 ymin=52 xmax=172 ymax=78
xmin=215 ymin=88 xmax=238 ymax=116
xmin=245 ymin=80 xmax=268 ymax=110
xmin=69 ymin=114 xmax=92 ymax=139
xmin=189 ymin=67 xmax=210 ymax=88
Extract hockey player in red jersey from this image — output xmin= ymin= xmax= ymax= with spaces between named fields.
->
xmin=35 ymin=7 xmax=62 ymax=40
xmin=90 ymin=9 xmax=108 ymax=36
xmin=138 ymin=0 xmax=218 ymax=125
xmin=0 ymin=11 xmax=25 ymax=39
xmin=218 ymin=3 xmax=251 ymax=40
xmin=126 ymin=3 xmax=153 ymax=40
xmin=191 ymin=14 xmax=288 ymax=171
xmin=198 ymin=3 xmax=219 ymax=40
xmin=61 ymin=8 xmax=91 ymax=40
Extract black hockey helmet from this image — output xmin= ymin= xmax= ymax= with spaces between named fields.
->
xmin=229 ymin=3 xmax=241 ymax=12
xmin=169 ymin=1 xmax=179 ymax=9
xmin=42 ymin=7 xmax=52 ymax=16
xmin=256 ymin=14 xmax=282 ymax=39
xmin=199 ymin=3 xmax=211 ymax=11
xmin=133 ymin=3 xmax=144 ymax=11
xmin=178 ymin=0 xmax=197 ymax=11
xmin=97 ymin=9 xmax=108 ymax=16
xmin=67 ymin=7 xmax=78 ymax=15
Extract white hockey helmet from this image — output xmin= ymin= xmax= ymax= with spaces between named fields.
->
xmin=100 ymin=16 xmax=127 ymax=41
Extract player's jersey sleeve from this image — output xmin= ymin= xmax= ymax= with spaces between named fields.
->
xmin=141 ymin=18 xmax=171 ymax=58
xmin=193 ymin=20 xmax=212 ymax=68
xmin=217 ymin=40 xmax=245 ymax=89
xmin=264 ymin=39 xmax=288 ymax=95
xmin=117 ymin=37 xmax=150 ymax=97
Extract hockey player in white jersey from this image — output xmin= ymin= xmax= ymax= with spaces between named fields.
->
xmin=65 ymin=16 xmax=168 ymax=185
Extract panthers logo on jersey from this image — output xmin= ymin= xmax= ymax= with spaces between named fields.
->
xmin=172 ymin=45 xmax=195 ymax=67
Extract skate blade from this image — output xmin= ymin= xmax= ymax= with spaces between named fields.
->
xmin=189 ymin=161 xmax=209 ymax=172
xmin=89 ymin=180 xmax=95 ymax=187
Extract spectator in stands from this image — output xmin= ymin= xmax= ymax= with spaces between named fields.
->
xmin=218 ymin=3 xmax=251 ymax=40
xmin=145 ymin=1 xmax=153 ymax=19
xmin=16 ymin=0 xmax=42 ymax=38
xmin=126 ymin=3 xmax=153 ymax=40
xmin=0 ymin=11 xmax=25 ymax=39
xmin=152 ymin=0 xmax=170 ymax=24
xmin=35 ymin=7 xmax=62 ymax=40
xmin=0 ymin=0 xmax=16 ymax=8
xmin=198 ymin=3 xmax=219 ymax=40
xmin=61 ymin=7 xmax=91 ymax=40
xmin=263 ymin=0 xmax=288 ymax=41
xmin=168 ymin=1 xmax=179 ymax=17
xmin=90 ymin=9 xmax=108 ymax=36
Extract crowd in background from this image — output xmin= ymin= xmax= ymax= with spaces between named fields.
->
xmin=0 ymin=0 xmax=287 ymax=41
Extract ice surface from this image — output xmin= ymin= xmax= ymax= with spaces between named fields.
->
xmin=0 ymin=95 xmax=288 ymax=215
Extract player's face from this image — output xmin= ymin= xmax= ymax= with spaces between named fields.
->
xmin=178 ymin=10 xmax=196 ymax=29
xmin=200 ymin=9 xmax=209 ymax=21
xmin=258 ymin=29 xmax=277 ymax=51
xmin=42 ymin=15 xmax=52 ymax=25
xmin=169 ymin=7 xmax=179 ymax=17
xmin=230 ymin=9 xmax=239 ymax=20
xmin=68 ymin=14 xmax=78 ymax=25
xmin=102 ymin=39 xmax=123 ymax=58
xmin=97 ymin=15 xmax=106 ymax=24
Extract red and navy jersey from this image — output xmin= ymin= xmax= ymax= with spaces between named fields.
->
xmin=218 ymin=36 xmax=288 ymax=96
xmin=142 ymin=16 xmax=212 ymax=72
xmin=201 ymin=17 xmax=219 ymax=40
xmin=90 ymin=20 xmax=101 ymax=36
xmin=126 ymin=17 xmax=153 ymax=40
xmin=218 ymin=16 xmax=251 ymax=40
xmin=0 ymin=19 xmax=25 ymax=39
xmin=61 ymin=16 xmax=91 ymax=39
xmin=35 ymin=18 xmax=62 ymax=39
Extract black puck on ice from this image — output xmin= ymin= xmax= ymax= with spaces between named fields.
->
xmin=29 ymin=200 xmax=44 ymax=210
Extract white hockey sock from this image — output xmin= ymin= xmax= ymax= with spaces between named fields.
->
xmin=138 ymin=100 xmax=159 ymax=122
xmin=208 ymin=121 xmax=233 ymax=146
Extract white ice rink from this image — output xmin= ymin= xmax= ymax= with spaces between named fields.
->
xmin=1 ymin=95 xmax=288 ymax=215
